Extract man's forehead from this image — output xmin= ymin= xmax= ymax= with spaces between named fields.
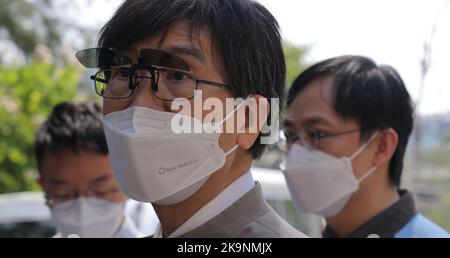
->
xmin=286 ymin=77 xmax=341 ymax=128
xmin=128 ymin=22 xmax=212 ymax=60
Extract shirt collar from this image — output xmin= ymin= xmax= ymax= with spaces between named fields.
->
xmin=323 ymin=190 xmax=417 ymax=238
xmin=114 ymin=214 xmax=143 ymax=238
xmin=154 ymin=171 xmax=255 ymax=238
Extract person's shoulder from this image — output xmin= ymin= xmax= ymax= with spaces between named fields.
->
xmin=395 ymin=213 xmax=449 ymax=238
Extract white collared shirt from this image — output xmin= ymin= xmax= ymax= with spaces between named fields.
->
xmin=115 ymin=214 xmax=144 ymax=238
xmin=153 ymin=171 xmax=255 ymax=238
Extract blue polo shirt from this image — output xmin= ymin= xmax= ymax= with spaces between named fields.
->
xmin=323 ymin=190 xmax=449 ymax=238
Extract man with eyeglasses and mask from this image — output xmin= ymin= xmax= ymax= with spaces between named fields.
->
xmin=281 ymin=55 xmax=449 ymax=238
xmin=75 ymin=0 xmax=307 ymax=238
xmin=35 ymin=101 xmax=156 ymax=238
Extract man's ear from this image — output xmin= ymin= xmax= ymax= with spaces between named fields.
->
xmin=236 ymin=95 xmax=269 ymax=150
xmin=372 ymin=128 xmax=399 ymax=167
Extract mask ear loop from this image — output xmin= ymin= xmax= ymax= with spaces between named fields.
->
xmin=217 ymin=97 xmax=249 ymax=126
xmin=225 ymin=144 xmax=240 ymax=156
xmin=350 ymin=131 xmax=379 ymax=160
xmin=357 ymin=166 xmax=377 ymax=183
xmin=220 ymin=95 xmax=254 ymax=156
xmin=350 ymin=131 xmax=380 ymax=183
xmin=209 ymin=96 xmax=251 ymax=132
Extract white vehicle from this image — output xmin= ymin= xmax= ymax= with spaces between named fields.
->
xmin=0 ymin=167 xmax=322 ymax=238
xmin=0 ymin=192 xmax=54 ymax=238
xmin=0 ymin=192 xmax=158 ymax=238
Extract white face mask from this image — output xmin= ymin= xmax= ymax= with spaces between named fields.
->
xmin=103 ymin=104 xmax=242 ymax=205
xmin=50 ymin=197 xmax=125 ymax=238
xmin=283 ymin=132 xmax=378 ymax=217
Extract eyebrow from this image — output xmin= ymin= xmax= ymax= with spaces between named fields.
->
xmin=167 ymin=46 xmax=206 ymax=64
xmin=284 ymin=115 xmax=333 ymax=129
xmin=303 ymin=116 xmax=333 ymax=127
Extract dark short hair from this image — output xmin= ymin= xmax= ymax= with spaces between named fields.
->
xmin=98 ymin=0 xmax=285 ymax=159
xmin=287 ymin=55 xmax=414 ymax=187
xmin=35 ymin=102 xmax=108 ymax=174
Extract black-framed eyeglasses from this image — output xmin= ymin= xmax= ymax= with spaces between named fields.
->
xmin=279 ymin=128 xmax=361 ymax=151
xmin=76 ymin=47 xmax=233 ymax=101
xmin=90 ymin=65 xmax=232 ymax=101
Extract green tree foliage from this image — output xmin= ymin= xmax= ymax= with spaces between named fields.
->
xmin=283 ymin=42 xmax=309 ymax=88
xmin=0 ymin=0 xmax=87 ymax=193
xmin=0 ymin=61 xmax=80 ymax=193
xmin=0 ymin=0 xmax=97 ymax=59
xmin=0 ymin=0 xmax=61 ymax=56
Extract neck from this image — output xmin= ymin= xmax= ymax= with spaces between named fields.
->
xmin=153 ymin=149 xmax=252 ymax=237
xmin=326 ymin=168 xmax=400 ymax=237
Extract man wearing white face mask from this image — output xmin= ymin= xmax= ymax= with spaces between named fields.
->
xmin=35 ymin=102 xmax=150 ymax=238
xmin=282 ymin=55 xmax=449 ymax=238
xmin=75 ymin=0 xmax=307 ymax=238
